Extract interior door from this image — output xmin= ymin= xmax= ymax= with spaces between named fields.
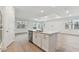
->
xmin=0 ymin=10 xmax=2 ymax=44
xmin=2 ymin=7 xmax=15 ymax=49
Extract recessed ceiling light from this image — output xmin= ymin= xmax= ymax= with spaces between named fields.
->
xmin=40 ymin=10 xmax=44 ymax=13
xmin=66 ymin=10 xmax=69 ymax=14
xmin=44 ymin=16 xmax=48 ymax=18
xmin=69 ymin=14 xmax=72 ymax=17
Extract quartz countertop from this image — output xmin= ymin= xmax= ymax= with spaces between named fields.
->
xmin=32 ymin=31 xmax=59 ymax=35
xmin=32 ymin=30 xmax=79 ymax=36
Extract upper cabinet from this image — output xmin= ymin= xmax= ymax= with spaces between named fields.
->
xmin=15 ymin=20 xmax=26 ymax=29
xmin=32 ymin=21 xmax=44 ymax=32
xmin=65 ymin=19 xmax=79 ymax=30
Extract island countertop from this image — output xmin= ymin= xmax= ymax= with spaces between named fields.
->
xmin=31 ymin=30 xmax=79 ymax=36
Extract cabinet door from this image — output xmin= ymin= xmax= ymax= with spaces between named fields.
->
xmin=33 ymin=32 xmax=38 ymax=45
xmin=42 ymin=34 xmax=49 ymax=51
xmin=64 ymin=35 xmax=79 ymax=52
xmin=56 ymin=34 xmax=65 ymax=51
xmin=36 ymin=33 xmax=41 ymax=47
xmin=49 ymin=34 xmax=57 ymax=52
xmin=37 ymin=33 xmax=44 ymax=48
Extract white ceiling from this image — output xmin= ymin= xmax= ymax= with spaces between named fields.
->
xmin=15 ymin=6 xmax=79 ymax=21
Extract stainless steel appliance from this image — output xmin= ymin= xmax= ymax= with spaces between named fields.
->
xmin=28 ymin=30 xmax=33 ymax=42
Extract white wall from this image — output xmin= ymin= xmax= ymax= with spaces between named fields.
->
xmin=1 ymin=7 xmax=15 ymax=50
xmin=43 ymin=19 xmax=65 ymax=33
xmin=43 ymin=17 xmax=79 ymax=35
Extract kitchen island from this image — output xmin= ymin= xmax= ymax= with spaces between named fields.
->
xmin=32 ymin=31 xmax=79 ymax=52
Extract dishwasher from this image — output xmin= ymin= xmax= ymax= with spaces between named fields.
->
xmin=28 ymin=30 xmax=33 ymax=43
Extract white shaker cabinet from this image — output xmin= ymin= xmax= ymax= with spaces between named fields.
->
xmin=33 ymin=32 xmax=43 ymax=48
xmin=33 ymin=32 xmax=38 ymax=45
xmin=56 ymin=34 xmax=65 ymax=51
xmin=33 ymin=31 xmax=57 ymax=52
xmin=63 ymin=35 xmax=79 ymax=52
xmin=36 ymin=33 xmax=43 ymax=48
xmin=49 ymin=34 xmax=57 ymax=52
xmin=42 ymin=34 xmax=49 ymax=51
xmin=42 ymin=34 xmax=57 ymax=52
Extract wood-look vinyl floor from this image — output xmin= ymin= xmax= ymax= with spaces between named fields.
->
xmin=5 ymin=41 xmax=43 ymax=52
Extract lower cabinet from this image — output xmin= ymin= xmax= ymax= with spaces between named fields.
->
xmin=63 ymin=35 xmax=79 ymax=52
xmin=56 ymin=34 xmax=66 ymax=51
xmin=36 ymin=33 xmax=42 ymax=48
xmin=49 ymin=34 xmax=57 ymax=52
xmin=33 ymin=32 xmax=79 ymax=52
xmin=33 ymin=32 xmax=56 ymax=52
xmin=33 ymin=32 xmax=42 ymax=48
xmin=33 ymin=32 xmax=38 ymax=45
xmin=42 ymin=35 xmax=49 ymax=51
